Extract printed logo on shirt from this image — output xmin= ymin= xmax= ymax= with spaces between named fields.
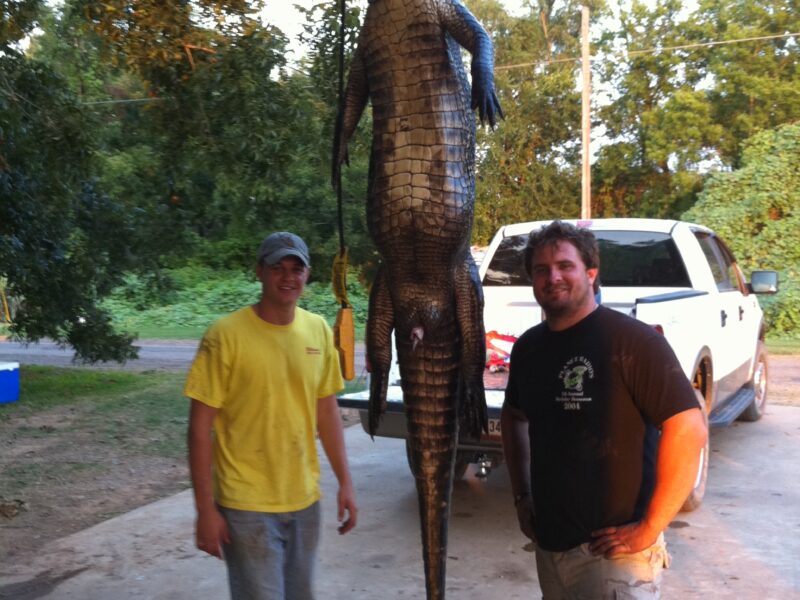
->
xmin=557 ymin=356 xmax=595 ymax=410
xmin=306 ymin=347 xmax=321 ymax=355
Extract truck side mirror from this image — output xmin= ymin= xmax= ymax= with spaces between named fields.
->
xmin=749 ymin=270 xmax=779 ymax=294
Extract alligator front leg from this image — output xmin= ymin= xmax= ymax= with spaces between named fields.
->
xmin=366 ymin=266 xmax=394 ymax=436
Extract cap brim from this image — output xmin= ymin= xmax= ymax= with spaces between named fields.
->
xmin=263 ymin=248 xmax=309 ymax=267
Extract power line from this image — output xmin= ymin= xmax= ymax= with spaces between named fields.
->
xmin=496 ymin=31 xmax=800 ymax=72
xmin=77 ymin=32 xmax=798 ymax=105
xmin=81 ymin=97 xmax=168 ymax=106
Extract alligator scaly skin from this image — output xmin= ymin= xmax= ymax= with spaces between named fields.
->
xmin=334 ymin=1 xmax=501 ymax=598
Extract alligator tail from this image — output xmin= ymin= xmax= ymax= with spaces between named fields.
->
xmin=398 ymin=323 xmax=459 ymax=600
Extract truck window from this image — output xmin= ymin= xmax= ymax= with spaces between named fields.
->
xmin=483 ymin=234 xmax=529 ymax=286
xmin=482 ymin=230 xmax=691 ymax=287
xmin=694 ymin=232 xmax=741 ymax=292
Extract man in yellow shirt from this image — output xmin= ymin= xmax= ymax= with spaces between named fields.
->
xmin=186 ymin=231 xmax=358 ymax=600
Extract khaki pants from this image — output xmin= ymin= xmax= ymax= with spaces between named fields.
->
xmin=535 ymin=532 xmax=670 ymax=599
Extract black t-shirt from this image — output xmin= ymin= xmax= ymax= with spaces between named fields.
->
xmin=505 ymin=306 xmax=699 ymax=551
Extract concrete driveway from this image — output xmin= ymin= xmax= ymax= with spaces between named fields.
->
xmin=1 ymin=405 xmax=798 ymax=600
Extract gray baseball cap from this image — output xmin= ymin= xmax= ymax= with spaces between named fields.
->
xmin=257 ymin=232 xmax=310 ymax=267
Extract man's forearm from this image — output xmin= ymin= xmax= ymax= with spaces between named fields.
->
xmin=317 ymin=395 xmax=353 ymax=486
xmin=643 ymin=408 xmax=708 ymax=535
xmin=501 ymin=404 xmax=531 ymax=498
xmin=188 ymin=400 xmax=218 ymax=514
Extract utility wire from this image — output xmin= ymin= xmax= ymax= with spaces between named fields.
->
xmin=496 ymin=31 xmax=800 ymax=72
xmin=79 ymin=31 xmax=798 ymax=106
xmin=80 ymin=97 xmax=168 ymax=106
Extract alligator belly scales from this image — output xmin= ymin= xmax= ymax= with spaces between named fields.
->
xmin=335 ymin=1 xmax=501 ymax=597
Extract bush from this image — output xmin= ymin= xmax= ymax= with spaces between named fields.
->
xmin=103 ymin=267 xmax=370 ymax=337
xmin=760 ymin=274 xmax=800 ymax=339
xmin=684 ymin=123 xmax=800 ymax=339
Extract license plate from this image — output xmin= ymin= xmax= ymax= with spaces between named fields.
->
xmin=485 ymin=418 xmax=502 ymax=439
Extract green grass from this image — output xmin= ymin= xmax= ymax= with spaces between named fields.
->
xmin=766 ymin=337 xmax=800 ymax=355
xmin=8 ymin=367 xmax=148 ymax=411
xmin=1 ymin=366 xmax=189 ymax=459
xmin=343 ymin=377 xmax=368 ymax=395
xmin=127 ymin=323 xmax=209 ymax=340
xmin=3 ymin=365 xmax=364 ymax=455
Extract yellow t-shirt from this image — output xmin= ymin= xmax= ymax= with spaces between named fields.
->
xmin=184 ymin=306 xmax=344 ymax=512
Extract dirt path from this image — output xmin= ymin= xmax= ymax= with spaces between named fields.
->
xmin=0 ymin=355 xmax=797 ymax=567
xmin=767 ymin=354 xmax=800 ymax=407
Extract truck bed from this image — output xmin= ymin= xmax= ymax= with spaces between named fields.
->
xmin=337 ymin=368 xmax=509 ymax=450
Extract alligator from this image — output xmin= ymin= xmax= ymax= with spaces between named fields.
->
xmin=333 ymin=1 xmax=502 ymax=597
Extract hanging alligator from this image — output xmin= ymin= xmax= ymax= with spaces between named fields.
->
xmin=333 ymin=1 xmax=502 ymax=598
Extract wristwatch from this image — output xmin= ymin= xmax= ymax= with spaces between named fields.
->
xmin=514 ymin=491 xmax=531 ymax=506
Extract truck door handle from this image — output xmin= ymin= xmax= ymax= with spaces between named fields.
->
xmin=721 ymin=309 xmax=728 ymax=327
xmin=739 ymin=306 xmax=745 ymax=321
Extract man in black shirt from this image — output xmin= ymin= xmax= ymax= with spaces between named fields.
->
xmin=501 ymin=221 xmax=707 ymax=598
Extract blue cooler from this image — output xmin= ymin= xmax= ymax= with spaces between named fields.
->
xmin=0 ymin=362 xmax=20 ymax=404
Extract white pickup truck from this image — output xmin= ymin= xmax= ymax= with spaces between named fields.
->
xmin=338 ymin=218 xmax=779 ymax=510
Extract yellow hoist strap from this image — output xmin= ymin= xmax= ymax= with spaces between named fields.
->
xmin=331 ymin=248 xmax=350 ymax=306
xmin=332 ymin=249 xmax=355 ymax=380
xmin=334 ymin=307 xmax=355 ymax=381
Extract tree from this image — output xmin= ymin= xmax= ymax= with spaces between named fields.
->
xmin=1 ymin=45 xmax=139 ymax=361
xmin=469 ymin=0 xmax=610 ymax=242
xmin=1 ymin=0 xmax=43 ymax=48
xmin=592 ymin=0 xmax=800 ymax=218
xmin=683 ymin=122 xmax=800 ymax=337
xmin=688 ymin=0 xmax=800 ymax=168
xmin=294 ymin=0 xmax=378 ymax=278
xmin=30 ymin=2 xmax=193 ymax=298
xmin=74 ymin=0 xmax=263 ymax=90
xmin=591 ymin=0 xmax=717 ymax=218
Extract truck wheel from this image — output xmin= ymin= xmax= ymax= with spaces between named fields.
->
xmin=738 ymin=341 xmax=768 ymax=422
xmin=681 ymin=388 xmax=709 ymax=512
xmin=404 ymin=442 xmax=470 ymax=480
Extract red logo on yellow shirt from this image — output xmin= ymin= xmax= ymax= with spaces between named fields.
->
xmin=306 ymin=347 xmax=321 ymax=355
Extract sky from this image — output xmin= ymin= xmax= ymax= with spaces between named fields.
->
xmin=264 ymin=0 xmax=529 ymax=60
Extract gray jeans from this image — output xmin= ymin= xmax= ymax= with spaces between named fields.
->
xmin=220 ymin=502 xmax=321 ymax=600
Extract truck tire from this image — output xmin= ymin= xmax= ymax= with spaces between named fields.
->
xmin=681 ymin=388 xmax=709 ymax=512
xmin=738 ymin=341 xmax=768 ymax=422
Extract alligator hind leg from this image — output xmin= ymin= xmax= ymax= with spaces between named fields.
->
xmin=366 ymin=265 xmax=394 ymax=436
xmin=454 ymin=256 xmax=487 ymax=439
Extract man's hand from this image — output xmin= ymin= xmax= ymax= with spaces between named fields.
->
xmin=589 ymin=521 xmax=658 ymax=558
xmin=515 ymin=496 xmax=537 ymax=542
xmin=195 ymin=507 xmax=230 ymax=559
xmin=589 ymin=406 xmax=708 ymax=559
xmin=337 ymin=481 xmax=358 ymax=535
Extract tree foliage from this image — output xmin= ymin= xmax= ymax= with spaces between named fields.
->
xmin=683 ymin=123 xmax=800 ymax=336
xmin=1 ymin=0 xmax=43 ymax=49
xmin=592 ymin=0 xmax=799 ymax=218
xmin=688 ymin=0 xmax=800 ymax=168
xmin=0 ymin=49 xmax=138 ymax=361
xmin=3 ymin=0 xmax=799 ymax=348
xmin=470 ymin=0 xmax=606 ymax=242
xmin=75 ymin=0 xmax=263 ymax=89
